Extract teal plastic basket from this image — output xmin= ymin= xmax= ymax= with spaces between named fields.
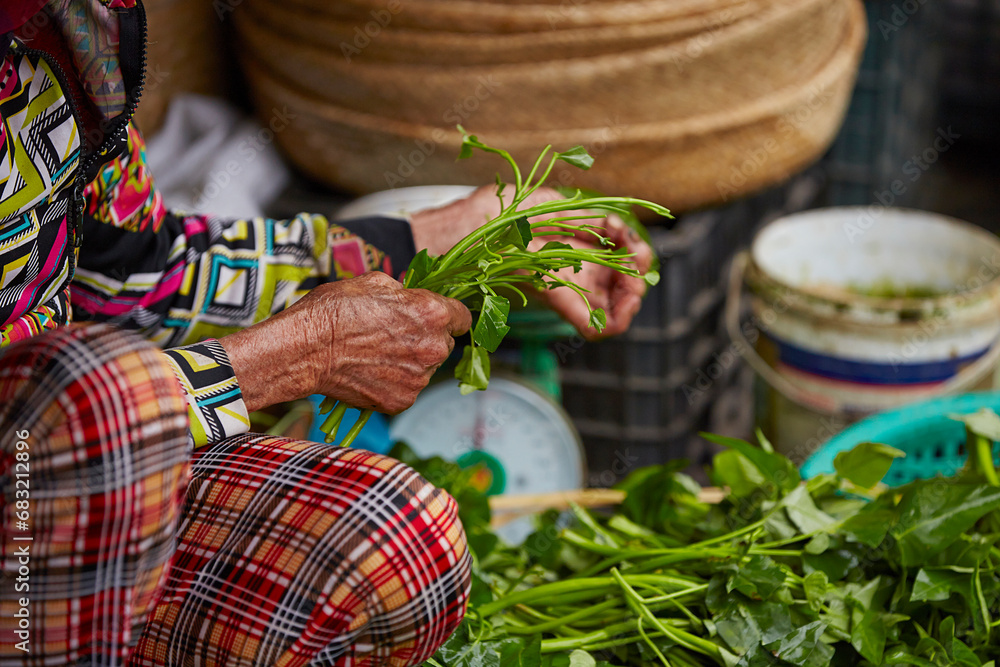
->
xmin=800 ymin=391 xmax=1000 ymax=486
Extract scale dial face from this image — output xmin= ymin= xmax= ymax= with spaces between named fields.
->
xmin=389 ymin=376 xmax=585 ymax=496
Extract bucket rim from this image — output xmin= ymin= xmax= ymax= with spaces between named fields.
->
xmin=747 ymin=206 xmax=1000 ymax=314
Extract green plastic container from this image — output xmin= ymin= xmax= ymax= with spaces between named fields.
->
xmin=799 ymin=391 xmax=1000 ymax=486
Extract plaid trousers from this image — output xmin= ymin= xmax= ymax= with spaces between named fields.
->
xmin=0 ymin=325 xmax=471 ymax=666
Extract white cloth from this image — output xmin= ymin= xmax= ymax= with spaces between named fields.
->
xmin=145 ymin=95 xmax=290 ymax=219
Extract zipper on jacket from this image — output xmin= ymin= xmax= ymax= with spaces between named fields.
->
xmin=15 ymin=44 xmax=88 ymax=249
xmin=80 ymin=0 xmax=148 ymax=180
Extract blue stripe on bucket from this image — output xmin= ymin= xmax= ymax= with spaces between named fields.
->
xmin=768 ymin=334 xmax=992 ymax=385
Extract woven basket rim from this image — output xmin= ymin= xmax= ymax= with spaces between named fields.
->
xmin=275 ymin=0 xmax=787 ymax=29
xmin=244 ymin=0 xmax=758 ymax=50
xmin=245 ymin=0 xmax=831 ymax=75
xmin=243 ymin=0 xmax=864 ymax=146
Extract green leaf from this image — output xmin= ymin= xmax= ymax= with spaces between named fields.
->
xmin=524 ymin=509 xmax=564 ymax=569
xmin=539 ymin=653 xmax=600 ymax=667
xmin=782 ymin=486 xmax=838 ymax=534
xmin=700 ymin=432 xmax=801 ymax=493
xmin=911 ymin=568 xmax=969 ymax=602
xmin=950 ymin=640 xmax=983 ymax=667
xmin=834 ymin=442 xmax=906 ymax=489
xmin=458 ymin=141 xmax=475 ymax=161
xmin=405 ymin=249 xmax=438 ymax=288
xmin=615 ymin=462 xmax=708 ymax=541
xmin=804 ymin=533 xmax=831 ymax=555
xmin=466 ymin=526 xmax=499 ymax=562
xmin=802 ymin=548 xmax=860 ymax=582
xmin=764 ymin=620 xmax=834 ymax=667
xmin=765 ymin=509 xmax=799 ymax=541
xmin=882 ymin=649 xmax=940 ymax=667
xmin=950 ymin=408 xmax=1000 ymax=441
xmin=468 ymin=571 xmax=494 ymax=607
xmin=890 ymin=481 xmax=1000 ymax=566
xmin=457 ymin=127 xmax=478 ymax=160
xmin=495 ymin=217 xmax=533 ymax=251
xmin=568 ymin=651 xmax=596 ymax=667
xmin=840 ymin=506 xmax=897 ymax=548
xmin=952 ymin=409 xmax=1000 ymax=485
xmin=472 ymin=295 xmax=511 ymax=353
xmin=912 ymin=635 xmax=951 ymax=665
xmin=803 ymin=571 xmax=829 ymax=612
xmin=589 ymin=308 xmax=607 ymax=332
xmin=929 ymin=532 xmax=996 ymax=568
xmin=456 ymin=345 xmax=491 ymax=395
xmin=555 ymin=145 xmax=594 ymax=170
xmin=540 ymin=240 xmax=575 ymax=252
xmin=502 ymin=634 xmax=541 ymax=667
xmin=708 ymin=576 xmax=792 ymax=654
xmin=644 ymin=270 xmax=660 ymax=286
xmin=937 ymin=615 xmax=982 ymax=666
xmin=712 ymin=449 xmax=768 ymax=497
xmin=846 ymin=578 xmax=889 ymax=664
xmin=735 ymin=645 xmax=786 ymax=667
xmin=723 ymin=555 xmax=787 ymax=601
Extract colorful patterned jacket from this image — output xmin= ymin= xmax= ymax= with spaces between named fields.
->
xmin=0 ymin=0 xmax=416 ymax=446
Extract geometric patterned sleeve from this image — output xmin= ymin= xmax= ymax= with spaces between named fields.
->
xmin=161 ymin=339 xmax=249 ymax=448
xmin=69 ymin=122 xmax=416 ymax=349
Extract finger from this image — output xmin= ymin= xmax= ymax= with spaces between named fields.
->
xmin=439 ymin=295 xmax=473 ymax=335
xmin=543 ymin=287 xmax=600 ymax=340
xmin=604 ymin=215 xmax=654 ymax=275
xmin=626 ymin=231 xmax=654 ymax=275
xmin=616 ymin=271 xmax=649 ymax=300
xmin=603 ymin=292 xmax=643 ymax=338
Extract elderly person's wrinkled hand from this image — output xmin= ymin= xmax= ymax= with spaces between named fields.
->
xmin=220 ymin=272 xmax=471 ymax=413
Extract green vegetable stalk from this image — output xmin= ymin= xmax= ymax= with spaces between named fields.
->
xmin=318 ymin=129 xmax=667 ymax=446
xmin=396 ymin=411 xmax=1000 ymax=667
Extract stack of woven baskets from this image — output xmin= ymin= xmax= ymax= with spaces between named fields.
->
xmin=235 ymin=0 xmax=866 ymax=212
xmin=135 ymin=0 xmax=226 ymax=135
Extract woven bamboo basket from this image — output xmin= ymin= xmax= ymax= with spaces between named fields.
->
xmin=242 ymin=0 xmax=865 ymax=213
xmin=242 ymin=0 xmax=762 ymax=65
xmin=276 ymin=0 xmax=771 ymax=32
xmin=238 ymin=0 xmax=848 ymax=132
xmin=135 ymin=0 xmax=225 ymax=135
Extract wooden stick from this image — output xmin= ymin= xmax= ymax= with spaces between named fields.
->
xmin=490 ymin=489 xmax=626 ymax=513
xmin=488 ymin=487 xmax=726 ymax=527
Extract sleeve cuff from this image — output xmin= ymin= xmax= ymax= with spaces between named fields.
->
xmin=163 ymin=340 xmax=250 ymax=449
xmin=337 ymin=215 xmax=417 ymax=280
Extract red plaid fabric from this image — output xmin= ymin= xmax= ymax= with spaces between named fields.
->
xmin=0 ymin=324 xmax=190 ymax=664
xmin=131 ymin=437 xmax=471 ymax=666
xmin=1 ymin=326 xmax=471 ymax=666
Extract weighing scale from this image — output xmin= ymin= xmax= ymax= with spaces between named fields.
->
xmin=389 ymin=374 xmax=586 ymax=497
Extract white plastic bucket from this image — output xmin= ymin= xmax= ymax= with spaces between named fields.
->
xmin=726 ymin=207 xmax=1000 ymax=461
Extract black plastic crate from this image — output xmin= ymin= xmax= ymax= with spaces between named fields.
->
xmin=560 ymin=173 xmax=821 ymax=482
xmin=939 ymin=0 xmax=1000 ymax=146
xmin=820 ymin=0 xmax=944 ymax=206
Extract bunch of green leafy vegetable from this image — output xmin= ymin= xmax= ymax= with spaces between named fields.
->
xmin=397 ymin=410 xmax=1000 ymax=667
xmin=318 ymin=129 xmax=667 ymax=445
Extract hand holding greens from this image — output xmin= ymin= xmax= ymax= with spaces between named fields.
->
xmin=319 ymin=129 xmax=667 ymax=446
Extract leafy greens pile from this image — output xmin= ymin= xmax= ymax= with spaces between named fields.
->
xmin=394 ymin=411 xmax=1000 ymax=667
xmin=318 ymin=129 xmax=667 ymax=445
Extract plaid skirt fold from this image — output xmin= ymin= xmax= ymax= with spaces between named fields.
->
xmin=129 ymin=436 xmax=472 ymax=667
xmin=2 ymin=325 xmax=471 ymax=666
xmin=0 ymin=324 xmax=191 ymax=665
